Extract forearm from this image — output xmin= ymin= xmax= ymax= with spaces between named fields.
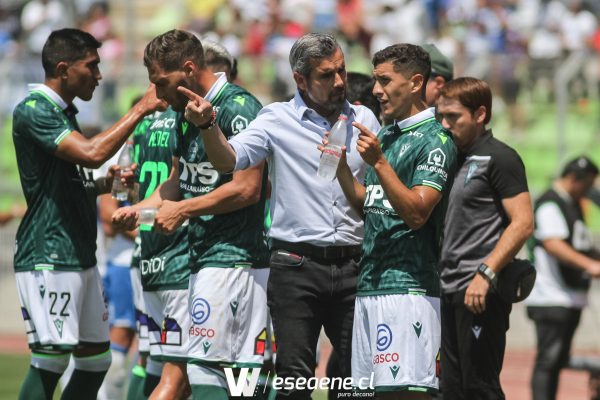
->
xmin=337 ymin=162 xmax=365 ymax=216
xmin=132 ymin=178 xmax=180 ymax=210
xmin=94 ymin=176 xmax=112 ymax=195
xmin=544 ymin=239 xmax=598 ymax=271
xmin=484 ymin=221 xmax=532 ymax=273
xmin=85 ymin=106 xmax=147 ymax=165
xmin=374 ymin=160 xmax=430 ymax=229
xmin=201 ymin=125 xmax=237 ymax=173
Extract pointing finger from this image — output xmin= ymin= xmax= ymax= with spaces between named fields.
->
xmin=177 ymin=86 xmax=202 ymax=102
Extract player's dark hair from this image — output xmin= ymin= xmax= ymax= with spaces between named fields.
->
xmin=439 ymin=77 xmax=493 ymax=124
xmin=347 ymin=72 xmax=380 ymax=123
xmin=144 ymin=29 xmax=205 ymax=72
xmin=42 ymin=28 xmax=101 ymax=78
xmin=561 ymin=156 xmax=599 ymax=180
xmin=372 ymin=43 xmax=430 ymax=98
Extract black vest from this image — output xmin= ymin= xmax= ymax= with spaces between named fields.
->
xmin=533 ymin=189 xmax=591 ymax=290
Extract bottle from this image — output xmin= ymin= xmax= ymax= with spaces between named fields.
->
xmin=138 ymin=208 xmax=157 ymax=226
xmin=111 ymin=141 xmax=134 ymax=201
xmin=317 ymin=114 xmax=348 ymax=180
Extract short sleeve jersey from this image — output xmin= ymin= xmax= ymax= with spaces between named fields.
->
xmin=134 ymin=108 xmax=189 ymax=291
xmin=359 ymin=109 xmax=458 ymax=297
xmin=175 ymin=82 xmax=269 ymax=273
xmin=440 ymin=131 xmax=529 ymax=293
xmin=12 ymin=89 xmax=97 ymax=272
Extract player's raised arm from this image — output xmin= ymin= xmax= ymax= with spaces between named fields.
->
xmin=177 ymin=85 xmax=237 ymax=172
xmin=56 ymin=84 xmax=166 ymax=169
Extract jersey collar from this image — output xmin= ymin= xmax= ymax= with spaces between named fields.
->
xmin=394 ymin=107 xmax=436 ymax=131
xmin=204 ymin=72 xmax=228 ymax=103
xmin=28 ymin=83 xmax=79 ymax=115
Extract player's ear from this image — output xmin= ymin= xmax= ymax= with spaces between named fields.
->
xmin=182 ymin=60 xmax=196 ymax=78
xmin=56 ymin=61 xmax=70 ymax=80
xmin=410 ymin=74 xmax=424 ymax=94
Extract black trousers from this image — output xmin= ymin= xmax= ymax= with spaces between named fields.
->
xmin=441 ymin=289 xmax=512 ymax=400
xmin=267 ymin=249 xmax=358 ymax=400
xmin=527 ymin=306 xmax=582 ymax=400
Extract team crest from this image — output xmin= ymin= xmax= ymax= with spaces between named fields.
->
xmin=53 ymin=319 xmax=64 ymax=338
xmin=465 ymin=162 xmax=478 ymax=186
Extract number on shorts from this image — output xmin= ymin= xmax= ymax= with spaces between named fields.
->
xmin=49 ymin=291 xmax=71 ymax=317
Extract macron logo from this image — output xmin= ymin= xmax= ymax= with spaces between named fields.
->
xmin=224 ymin=368 xmax=261 ymax=397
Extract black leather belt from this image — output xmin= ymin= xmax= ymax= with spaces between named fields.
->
xmin=271 ymin=239 xmax=361 ymax=260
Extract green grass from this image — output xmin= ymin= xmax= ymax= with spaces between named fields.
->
xmin=0 ymin=353 xmax=31 ymax=398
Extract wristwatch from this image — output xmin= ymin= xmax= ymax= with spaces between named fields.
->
xmin=477 ymin=263 xmax=498 ymax=285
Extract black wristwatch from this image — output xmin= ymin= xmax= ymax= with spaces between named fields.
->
xmin=477 ymin=263 xmax=498 ymax=286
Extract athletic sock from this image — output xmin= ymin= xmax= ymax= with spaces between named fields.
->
xmin=143 ymin=358 xmax=163 ymax=397
xmin=18 ymin=366 xmax=62 ymax=400
xmin=61 ymin=350 xmax=111 ymax=400
xmin=127 ymin=364 xmax=148 ymax=400
xmin=99 ymin=345 xmax=128 ymax=400
xmin=188 ymin=363 xmax=229 ymax=400
xmin=143 ymin=373 xmax=161 ymax=397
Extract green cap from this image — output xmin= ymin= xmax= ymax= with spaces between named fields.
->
xmin=422 ymin=43 xmax=453 ymax=81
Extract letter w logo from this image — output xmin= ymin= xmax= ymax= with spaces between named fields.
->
xmin=224 ymin=368 xmax=261 ymax=397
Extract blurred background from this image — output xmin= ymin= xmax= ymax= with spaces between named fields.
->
xmin=0 ymin=0 xmax=600 ymax=398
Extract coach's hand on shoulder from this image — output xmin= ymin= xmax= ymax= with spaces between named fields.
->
xmin=464 ymin=273 xmax=490 ymax=314
xmin=111 ymin=206 xmax=138 ymax=231
xmin=154 ymin=200 xmax=186 ymax=234
xmin=352 ymin=121 xmax=385 ymax=167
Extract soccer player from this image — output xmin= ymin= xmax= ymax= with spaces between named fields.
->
xmin=332 ymin=43 xmax=457 ymax=398
xmin=437 ymin=77 xmax=533 ymax=399
xmin=195 ymin=32 xmax=381 ymax=399
xmin=133 ymin=105 xmax=191 ymax=399
xmin=12 ymin=28 xmax=163 ymax=400
xmin=112 ymin=29 xmax=269 ymax=400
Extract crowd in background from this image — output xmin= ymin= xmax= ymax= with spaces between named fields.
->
xmin=1 ymin=0 xmax=600 ymax=121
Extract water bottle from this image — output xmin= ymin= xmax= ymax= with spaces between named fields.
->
xmin=317 ymin=114 xmax=348 ymax=180
xmin=138 ymin=208 xmax=157 ymax=226
xmin=111 ymin=141 xmax=133 ymax=201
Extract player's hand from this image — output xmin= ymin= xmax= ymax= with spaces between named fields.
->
xmin=352 ymin=122 xmax=385 ymax=167
xmin=154 ymin=200 xmax=186 ymax=234
xmin=318 ymin=132 xmax=349 ymax=174
xmin=177 ymin=86 xmax=215 ymax=127
xmin=586 ymin=261 xmax=600 ymax=278
xmin=137 ymin=84 xmax=167 ymax=115
xmin=106 ymin=163 xmax=138 ymax=189
xmin=111 ymin=206 xmax=139 ymax=231
xmin=464 ymin=273 xmax=491 ymax=314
